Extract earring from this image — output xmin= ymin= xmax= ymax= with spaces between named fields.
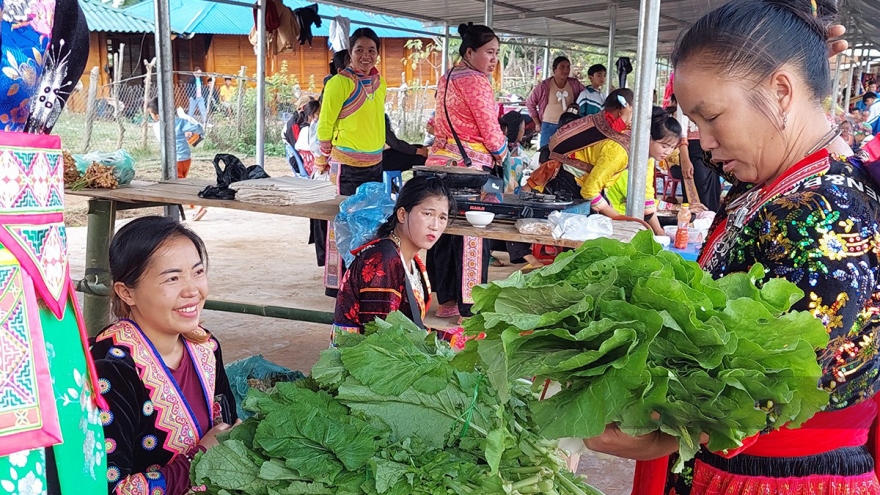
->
xmin=782 ymin=113 xmax=788 ymax=130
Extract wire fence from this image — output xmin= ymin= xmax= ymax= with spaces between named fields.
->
xmin=57 ymin=69 xmax=436 ymax=164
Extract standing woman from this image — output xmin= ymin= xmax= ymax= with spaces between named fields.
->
xmin=525 ymin=56 xmax=586 ymax=149
xmin=426 ymin=23 xmax=506 ymax=319
xmin=584 ymin=0 xmax=880 ymax=493
xmin=315 ymin=28 xmax=387 ymax=295
xmin=93 ymin=217 xmax=238 ymax=495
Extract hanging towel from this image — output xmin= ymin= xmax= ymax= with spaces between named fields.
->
xmin=329 ymin=16 xmax=351 ymax=52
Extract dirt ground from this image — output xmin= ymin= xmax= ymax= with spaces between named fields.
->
xmin=64 ymin=154 xmax=636 ymax=493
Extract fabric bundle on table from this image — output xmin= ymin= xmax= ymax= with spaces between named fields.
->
xmin=233 ymin=176 xmax=336 ymax=205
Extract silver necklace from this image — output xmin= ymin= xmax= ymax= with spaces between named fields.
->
xmin=804 ymin=126 xmax=841 ymax=157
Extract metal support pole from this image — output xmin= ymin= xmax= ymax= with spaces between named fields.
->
xmin=856 ymin=45 xmax=867 ymax=96
xmin=256 ymin=0 xmax=266 ymax=168
xmin=82 ymin=200 xmax=115 ymax=336
xmin=831 ymin=54 xmax=842 ymax=120
xmin=606 ymin=2 xmax=618 ymax=95
xmin=441 ymin=22 xmax=450 ymax=74
xmin=625 ymin=0 xmax=660 ymax=220
xmin=844 ymin=49 xmax=856 ymax=114
xmin=153 ymin=0 xmax=177 ymax=219
xmin=484 ymin=0 xmax=493 ymax=28
xmin=542 ymin=39 xmax=551 ymax=80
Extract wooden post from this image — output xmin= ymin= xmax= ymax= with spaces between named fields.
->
xmin=82 ymin=66 xmax=99 ymax=152
xmin=236 ymin=65 xmax=247 ymax=138
xmin=113 ymin=44 xmax=126 ymax=150
xmin=83 ymin=199 xmax=115 ymax=336
xmin=142 ymin=57 xmax=157 ymax=149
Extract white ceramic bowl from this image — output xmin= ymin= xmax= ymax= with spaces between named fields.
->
xmin=653 ymin=235 xmax=671 ymax=247
xmin=465 ymin=211 xmax=495 ymax=228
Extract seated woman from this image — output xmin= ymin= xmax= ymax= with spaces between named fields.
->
xmin=525 ymin=89 xmax=634 ymax=207
xmin=333 ymin=175 xmax=454 ymax=341
xmin=92 ymin=216 xmax=238 ymax=495
xmin=605 ymin=106 xmax=683 ymax=235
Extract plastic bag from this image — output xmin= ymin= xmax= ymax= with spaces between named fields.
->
xmin=224 ymin=355 xmax=304 ymax=420
xmin=515 ymin=218 xmax=553 ymax=236
xmin=549 ymin=211 xmax=613 ymax=241
xmin=73 ymin=150 xmax=136 ymax=185
xmin=334 ymin=182 xmax=395 ymax=266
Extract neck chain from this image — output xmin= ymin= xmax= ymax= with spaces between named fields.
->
xmin=804 ymin=125 xmax=841 ymax=157
xmin=389 ymin=232 xmax=401 ymax=246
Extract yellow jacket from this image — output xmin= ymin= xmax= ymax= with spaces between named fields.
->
xmin=571 ymin=138 xmax=629 ymax=211
xmin=605 ymin=158 xmax=658 ymax=216
xmin=317 ymin=73 xmax=387 ymax=167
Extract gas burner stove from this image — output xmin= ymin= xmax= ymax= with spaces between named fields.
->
xmin=453 ymin=189 xmax=581 ymax=220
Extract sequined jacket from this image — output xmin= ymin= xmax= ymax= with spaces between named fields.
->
xmin=700 ymin=151 xmax=880 ymax=408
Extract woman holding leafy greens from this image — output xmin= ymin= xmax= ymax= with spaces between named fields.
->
xmin=584 ymin=0 xmax=880 ymax=493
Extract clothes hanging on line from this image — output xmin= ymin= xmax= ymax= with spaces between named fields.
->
xmin=329 ymin=16 xmax=351 ymax=52
xmin=295 ymin=3 xmax=322 ymax=46
xmin=616 ymin=57 xmax=632 ymax=88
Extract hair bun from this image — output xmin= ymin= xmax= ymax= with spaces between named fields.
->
xmin=458 ymin=23 xmax=472 ymax=37
xmin=651 ymin=105 xmax=668 ymax=121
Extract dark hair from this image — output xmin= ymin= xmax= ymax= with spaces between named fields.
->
xmin=557 ymin=111 xmax=581 ymax=128
xmin=224 ymin=77 xmax=232 ymax=82
xmin=350 ymin=28 xmax=381 ymax=52
xmin=332 ymin=49 xmax=350 ymax=74
xmin=650 ymin=106 xmax=682 ymax=141
xmin=376 ymin=176 xmax=456 ymax=239
xmin=672 ymin=0 xmax=838 ymax=103
xmin=458 ymin=23 xmax=499 ymax=58
xmin=864 ymin=92 xmax=877 ymax=102
xmin=552 ymin=56 xmax=570 ymax=71
xmin=587 ymin=64 xmax=607 ymax=76
xmin=293 ymin=100 xmax=321 ymax=127
xmin=147 ymin=97 xmax=159 ymax=115
xmin=604 ymin=88 xmax=634 ymax=111
xmin=499 ymin=110 xmax=524 ymax=146
xmin=109 ymin=216 xmax=209 ymax=339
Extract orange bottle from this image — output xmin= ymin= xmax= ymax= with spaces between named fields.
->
xmin=674 ymin=203 xmax=691 ymax=249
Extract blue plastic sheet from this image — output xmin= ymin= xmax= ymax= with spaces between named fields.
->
xmin=73 ymin=150 xmax=136 ymax=185
xmin=224 ymin=355 xmax=304 ymax=420
xmin=334 ymin=182 xmax=395 ymax=266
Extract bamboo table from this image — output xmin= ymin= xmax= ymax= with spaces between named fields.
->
xmin=67 ymin=179 xmax=646 ymax=333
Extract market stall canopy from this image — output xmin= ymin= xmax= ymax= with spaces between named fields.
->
xmin=314 ymin=0 xmax=728 ymax=51
xmin=847 ymin=0 xmax=880 ymax=49
xmin=315 ymin=0 xmax=880 ymax=54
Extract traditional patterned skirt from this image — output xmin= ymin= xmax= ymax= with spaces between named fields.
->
xmin=323 ymin=160 xmax=382 ymax=293
xmin=691 ymin=447 xmax=880 ymax=494
xmin=0 ymin=133 xmax=106 ymax=494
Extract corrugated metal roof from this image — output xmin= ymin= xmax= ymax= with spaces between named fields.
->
xmin=313 ymin=0 xmax=880 ymax=53
xmin=82 ymin=0 xmax=155 ymax=33
xmin=125 ymin=0 xmax=440 ymax=38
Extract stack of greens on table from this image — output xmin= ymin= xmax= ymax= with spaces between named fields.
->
xmin=463 ymin=230 xmax=831 ymax=471
xmin=191 ymin=312 xmax=603 ymax=495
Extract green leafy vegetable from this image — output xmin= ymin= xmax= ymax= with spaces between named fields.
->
xmin=464 ymin=230 xmax=830 ymax=471
xmin=194 ymin=317 xmax=603 ymax=494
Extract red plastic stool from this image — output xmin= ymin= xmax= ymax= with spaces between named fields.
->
xmin=531 ymin=244 xmax=560 ymax=263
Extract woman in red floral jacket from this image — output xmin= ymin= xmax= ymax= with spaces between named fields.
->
xmin=332 ymin=176 xmax=455 ymax=343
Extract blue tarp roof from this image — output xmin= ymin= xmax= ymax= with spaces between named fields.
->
xmin=125 ymin=0 xmax=439 ymax=38
xmin=82 ymin=0 xmax=155 ymax=33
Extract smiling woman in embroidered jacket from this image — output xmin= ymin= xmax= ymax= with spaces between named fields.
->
xmin=91 ymin=217 xmax=237 ymax=495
